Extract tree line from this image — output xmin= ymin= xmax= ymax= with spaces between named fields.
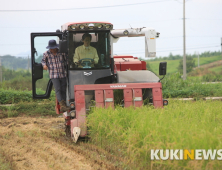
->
xmin=0 ymin=55 xmax=43 ymax=70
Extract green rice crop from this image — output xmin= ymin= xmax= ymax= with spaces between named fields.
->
xmin=87 ymin=100 xmax=222 ymax=169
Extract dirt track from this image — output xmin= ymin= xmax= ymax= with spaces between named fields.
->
xmin=194 ymin=60 xmax=222 ymax=69
xmin=0 ymin=116 xmax=120 ymax=170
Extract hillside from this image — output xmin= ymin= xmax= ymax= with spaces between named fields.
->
xmin=147 ymin=54 xmax=222 ymax=75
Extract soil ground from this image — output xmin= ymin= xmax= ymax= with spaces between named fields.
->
xmin=0 ymin=116 xmax=121 ymax=170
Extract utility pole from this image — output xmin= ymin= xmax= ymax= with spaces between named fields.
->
xmin=183 ymin=0 xmax=186 ymax=80
xmin=195 ymin=51 xmax=199 ymax=67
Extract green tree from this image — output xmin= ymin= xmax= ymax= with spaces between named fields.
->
xmin=177 ymin=56 xmax=195 ymax=73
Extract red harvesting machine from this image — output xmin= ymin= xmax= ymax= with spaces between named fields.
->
xmin=31 ymin=22 xmax=168 ymax=142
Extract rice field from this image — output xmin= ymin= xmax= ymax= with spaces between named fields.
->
xmin=87 ymin=99 xmax=222 ymax=169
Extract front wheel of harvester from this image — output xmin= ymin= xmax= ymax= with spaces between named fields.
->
xmin=78 ymin=136 xmax=89 ymax=142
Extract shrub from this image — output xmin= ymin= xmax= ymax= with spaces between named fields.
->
xmin=0 ymin=88 xmax=55 ymax=104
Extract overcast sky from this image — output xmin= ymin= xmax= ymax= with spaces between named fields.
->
xmin=0 ymin=0 xmax=221 ymax=59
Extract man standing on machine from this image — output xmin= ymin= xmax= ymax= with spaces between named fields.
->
xmin=41 ymin=39 xmax=69 ymax=112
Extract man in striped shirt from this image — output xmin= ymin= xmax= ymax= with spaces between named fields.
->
xmin=41 ymin=39 xmax=69 ymax=112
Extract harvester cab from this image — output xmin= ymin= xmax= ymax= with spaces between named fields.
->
xmin=31 ymin=22 xmax=167 ymax=142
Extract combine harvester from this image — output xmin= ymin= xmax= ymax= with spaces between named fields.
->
xmin=31 ymin=22 xmax=168 ymax=142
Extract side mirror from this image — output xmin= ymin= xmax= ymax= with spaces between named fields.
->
xmin=59 ymin=40 xmax=68 ymax=53
xmin=159 ymin=62 xmax=167 ymax=75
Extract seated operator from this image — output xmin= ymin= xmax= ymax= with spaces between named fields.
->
xmin=73 ymin=33 xmax=99 ymax=67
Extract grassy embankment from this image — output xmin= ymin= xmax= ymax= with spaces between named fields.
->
xmin=148 ymin=55 xmax=221 ymax=74
xmin=87 ymin=99 xmax=222 ymax=169
xmin=209 ymin=65 xmax=222 ymax=73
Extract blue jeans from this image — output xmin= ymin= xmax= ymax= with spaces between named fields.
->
xmin=51 ymin=78 xmax=67 ymax=102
